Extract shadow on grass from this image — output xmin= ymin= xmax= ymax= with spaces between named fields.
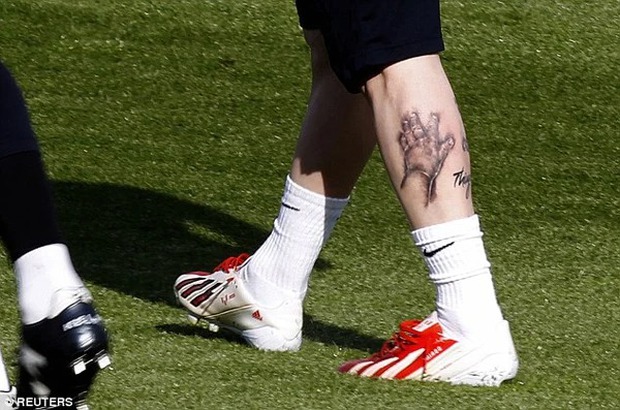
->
xmin=303 ymin=315 xmax=385 ymax=352
xmin=53 ymin=181 xmax=381 ymax=351
xmin=54 ymin=180 xmax=266 ymax=305
xmin=155 ymin=323 xmax=245 ymax=346
xmin=156 ymin=314 xmax=385 ymax=353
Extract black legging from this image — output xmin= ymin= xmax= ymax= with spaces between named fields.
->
xmin=0 ymin=60 xmax=63 ymax=261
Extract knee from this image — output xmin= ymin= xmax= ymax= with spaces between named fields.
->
xmin=363 ymin=54 xmax=447 ymax=100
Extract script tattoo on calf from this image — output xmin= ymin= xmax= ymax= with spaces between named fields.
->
xmin=452 ymin=167 xmax=472 ymax=199
xmin=399 ymin=111 xmax=455 ymax=205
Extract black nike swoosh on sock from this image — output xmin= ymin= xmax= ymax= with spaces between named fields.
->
xmin=422 ymin=241 xmax=455 ymax=257
xmin=281 ymin=202 xmax=300 ymax=211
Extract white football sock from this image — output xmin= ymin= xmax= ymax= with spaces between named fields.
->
xmin=15 ymin=244 xmax=90 ymax=325
xmin=0 ymin=347 xmax=10 ymax=391
xmin=243 ymin=175 xmax=348 ymax=307
xmin=412 ymin=215 xmax=504 ymax=341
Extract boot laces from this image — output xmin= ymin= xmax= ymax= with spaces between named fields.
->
xmin=213 ymin=253 xmax=250 ymax=273
xmin=375 ymin=319 xmax=430 ymax=358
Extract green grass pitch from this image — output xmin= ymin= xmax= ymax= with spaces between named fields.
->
xmin=1 ymin=1 xmax=618 ymax=408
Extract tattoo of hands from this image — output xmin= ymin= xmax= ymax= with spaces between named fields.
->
xmin=399 ymin=112 xmax=455 ymax=205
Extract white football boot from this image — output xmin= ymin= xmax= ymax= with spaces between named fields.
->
xmin=174 ymin=254 xmax=302 ymax=351
xmin=339 ymin=311 xmax=518 ymax=386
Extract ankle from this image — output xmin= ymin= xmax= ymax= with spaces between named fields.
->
xmin=241 ymin=264 xmax=304 ymax=309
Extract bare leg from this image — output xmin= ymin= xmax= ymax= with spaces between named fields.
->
xmin=243 ymin=30 xmax=377 ymax=300
xmin=175 ymin=31 xmax=379 ymax=351
xmin=291 ymin=30 xmax=376 ymax=198
xmin=364 ymin=54 xmax=507 ymax=340
xmin=338 ymin=54 xmax=518 ymax=383
xmin=364 ymin=55 xmax=473 ymax=229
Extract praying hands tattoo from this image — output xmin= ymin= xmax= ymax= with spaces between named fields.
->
xmin=399 ymin=112 xmax=455 ymax=205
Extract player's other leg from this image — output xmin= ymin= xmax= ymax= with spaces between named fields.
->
xmin=0 ymin=348 xmax=17 ymax=409
xmin=174 ymin=30 xmax=377 ymax=351
xmin=0 ymin=61 xmax=110 ymax=409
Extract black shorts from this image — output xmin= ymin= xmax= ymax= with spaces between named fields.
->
xmin=296 ymin=0 xmax=445 ymax=93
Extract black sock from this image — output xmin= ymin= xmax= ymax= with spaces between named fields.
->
xmin=0 ymin=151 xmax=63 ymax=262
